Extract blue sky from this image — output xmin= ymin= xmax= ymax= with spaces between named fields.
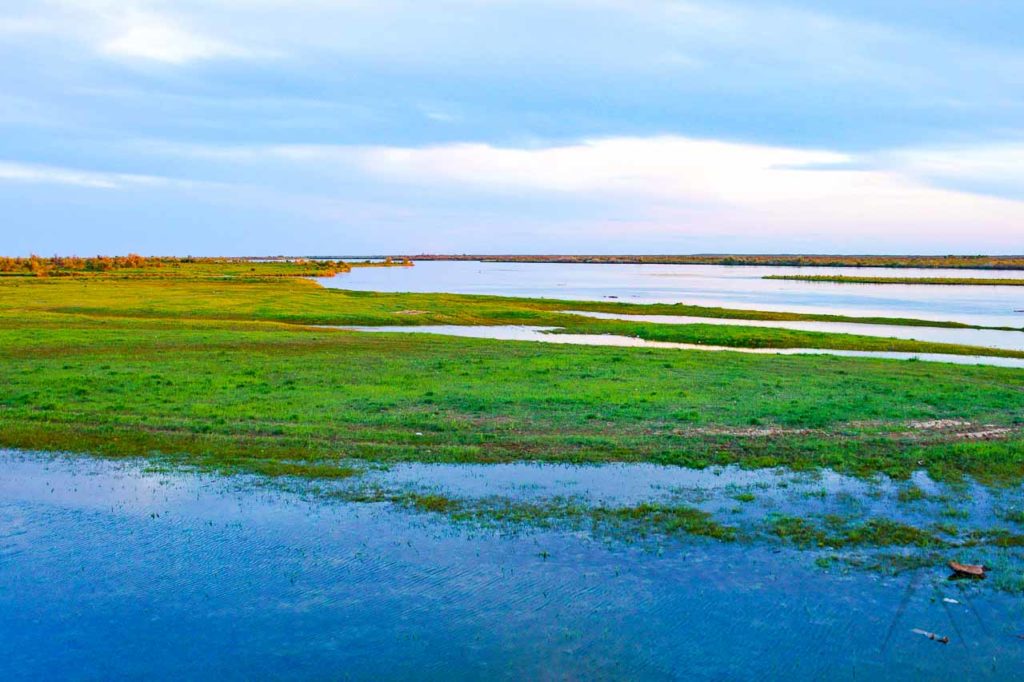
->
xmin=2 ymin=0 xmax=1023 ymax=255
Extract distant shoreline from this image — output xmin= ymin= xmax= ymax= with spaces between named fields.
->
xmin=766 ymin=275 xmax=1024 ymax=286
xmin=387 ymin=254 xmax=1024 ymax=270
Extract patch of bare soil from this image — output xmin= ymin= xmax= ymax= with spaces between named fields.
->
xmin=909 ymin=419 xmax=972 ymax=430
xmin=679 ymin=426 xmax=821 ymax=438
xmin=905 ymin=419 xmax=1013 ymax=441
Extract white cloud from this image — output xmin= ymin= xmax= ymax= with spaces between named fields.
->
xmin=134 ymin=134 xmax=1024 ymax=246
xmin=101 ymin=14 xmax=251 ymax=64
xmin=14 ymin=2 xmax=258 ymax=64
xmin=351 ymin=136 xmax=1024 ymax=237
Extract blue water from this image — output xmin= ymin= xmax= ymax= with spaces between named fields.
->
xmin=2 ymin=451 xmax=1023 ymax=680
xmin=317 ymin=261 xmax=1024 ymax=329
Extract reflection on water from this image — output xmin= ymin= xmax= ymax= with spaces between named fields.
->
xmin=563 ymin=310 xmax=1024 ymax=352
xmin=2 ymin=451 xmax=1023 ymax=680
xmin=337 ymin=325 xmax=1024 ymax=368
xmin=317 ymin=261 xmax=1024 ymax=328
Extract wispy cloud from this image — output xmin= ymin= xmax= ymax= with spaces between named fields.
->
xmin=0 ymin=160 xmax=204 ymax=190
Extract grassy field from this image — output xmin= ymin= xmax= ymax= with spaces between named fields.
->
xmin=766 ymin=275 xmax=1024 ymax=286
xmin=1 ymin=265 xmax=1023 ymax=483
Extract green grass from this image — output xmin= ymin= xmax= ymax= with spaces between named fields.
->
xmin=366 ymin=491 xmax=738 ymax=541
xmin=769 ymin=515 xmax=946 ymax=549
xmin=1 ymin=271 xmax=1024 ymax=481
xmin=896 ymin=485 xmax=928 ymax=503
xmin=765 ymin=275 xmax=1024 ymax=286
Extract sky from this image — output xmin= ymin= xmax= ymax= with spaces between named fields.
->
xmin=1 ymin=0 xmax=1024 ymax=256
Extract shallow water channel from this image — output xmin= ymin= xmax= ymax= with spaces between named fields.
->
xmin=2 ymin=451 xmax=1023 ymax=679
xmin=337 ymin=325 xmax=1024 ymax=369
xmin=563 ymin=310 xmax=1024 ymax=352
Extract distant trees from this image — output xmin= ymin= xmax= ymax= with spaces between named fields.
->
xmin=0 ymin=255 xmax=415 ymax=278
xmin=0 ymin=254 xmax=150 ymax=277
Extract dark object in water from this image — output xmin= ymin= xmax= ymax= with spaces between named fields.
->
xmin=948 ymin=561 xmax=987 ymax=579
xmin=912 ymin=628 xmax=950 ymax=644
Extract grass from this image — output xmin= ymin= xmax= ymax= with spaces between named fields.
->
xmin=896 ymin=485 xmax=928 ymax=503
xmin=365 ymin=491 xmax=739 ymax=541
xmin=769 ymin=515 xmax=946 ymax=549
xmin=765 ymin=275 xmax=1024 ymax=286
xmin=1 ymin=267 xmax=1024 ymax=481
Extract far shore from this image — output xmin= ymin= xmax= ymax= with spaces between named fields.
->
xmin=392 ymin=254 xmax=1024 ymax=270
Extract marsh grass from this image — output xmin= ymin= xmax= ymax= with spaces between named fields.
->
xmin=765 ymin=275 xmax=1024 ymax=286
xmin=1 ymin=270 xmax=1024 ymax=481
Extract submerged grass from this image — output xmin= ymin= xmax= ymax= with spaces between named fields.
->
xmin=377 ymin=491 xmax=738 ymax=541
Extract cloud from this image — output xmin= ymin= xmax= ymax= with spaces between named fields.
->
xmin=351 ymin=136 xmax=1024 ymax=233
xmin=0 ymin=160 xmax=204 ymax=190
xmin=101 ymin=14 xmax=252 ymax=64
xmin=132 ymin=134 xmax=1024 ymax=247
xmin=9 ymin=2 xmax=258 ymax=64
xmin=873 ymin=141 xmax=1024 ymax=199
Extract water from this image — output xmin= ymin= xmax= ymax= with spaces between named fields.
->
xmin=2 ymin=450 xmax=1023 ymax=679
xmin=337 ymin=325 xmax=1024 ymax=368
xmin=563 ymin=310 xmax=1024 ymax=352
xmin=317 ymin=261 xmax=1024 ymax=329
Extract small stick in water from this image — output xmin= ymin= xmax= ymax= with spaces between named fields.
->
xmin=917 ymin=626 xmax=946 ymax=643
xmin=912 ymin=628 xmax=950 ymax=644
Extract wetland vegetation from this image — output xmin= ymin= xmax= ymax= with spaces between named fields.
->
xmin=407 ymin=254 xmax=1024 ymax=270
xmin=2 ymin=258 xmax=1023 ymax=484
xmin=4 ymin=256 xmax=1024 ymax=668
xmin=766 ymin=275 xmax=1024 ymax=286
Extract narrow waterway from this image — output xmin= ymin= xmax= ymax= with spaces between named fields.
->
xmin=336 ymin=325 xmax=1024 ymax=368
xmin=562 ymin=310 xmax=1024 ymax=352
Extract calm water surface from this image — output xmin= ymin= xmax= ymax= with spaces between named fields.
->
xmin=563 ymin=310 xmax=1024 ymax=351
xmin=318 ymin=261 xmax=1024 ymax=329
xmin=338 ymin=325 xmax=1024 ymax=368
xmin=3 ymin=451 xmax=1023 ymax=680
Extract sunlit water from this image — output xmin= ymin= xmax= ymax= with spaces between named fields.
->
xmin=317 ymin=261 xmax=1024 ymax=329
xmin=337 ymin=325 xmax=1024 ymax=368
xmin=3 ymin=451 xmax=1023 ymax=680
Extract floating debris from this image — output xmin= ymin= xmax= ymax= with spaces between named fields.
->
xmin=948 ymin=561 xmax=987 ymax=579
xmin=912 ymin=629 xmax=950 ymax=644
xmin=941 ymin=597 xmax=959 ymax=605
